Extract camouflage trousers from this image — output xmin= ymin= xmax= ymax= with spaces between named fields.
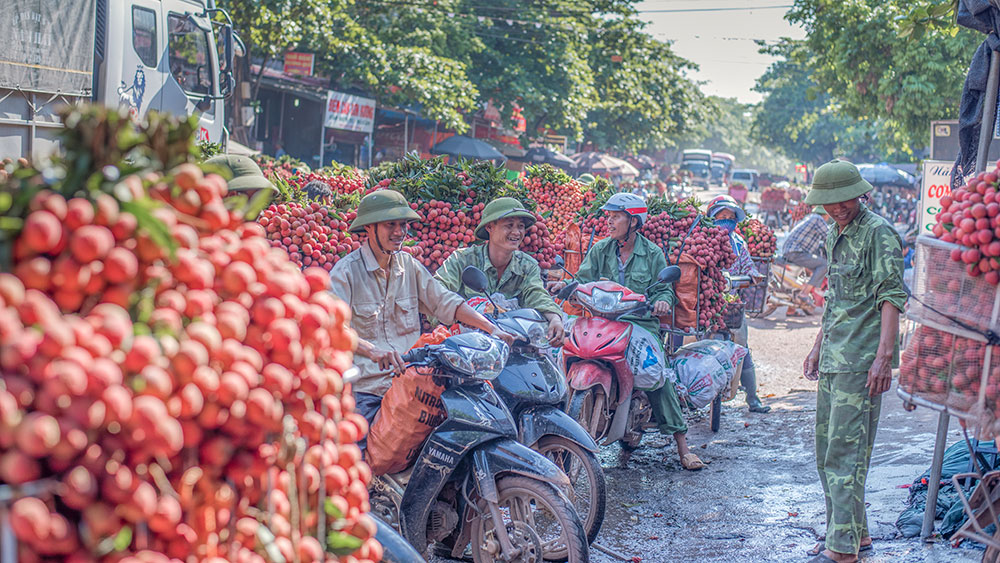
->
xmin=816 ymin=371 xmax=882 ymax=554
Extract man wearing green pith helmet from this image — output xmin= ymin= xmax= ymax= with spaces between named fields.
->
xmin=802 ymin=160 xmax=906 ymax=563
xmin=329 ymin=189 xmax=514 ymax=452
xmin=435 ymin=197 xmax=565 ymax=346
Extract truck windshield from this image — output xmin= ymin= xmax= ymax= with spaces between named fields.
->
xmin=168 ymin=14 xmax=213 ymax=96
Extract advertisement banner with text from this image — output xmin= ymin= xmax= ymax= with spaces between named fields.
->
xmin=324 ymin=91 xmax=375 ymax=134
xmin=920 ymin=160 xmax=953 ymax=235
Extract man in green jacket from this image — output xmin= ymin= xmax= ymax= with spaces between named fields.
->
xmin=435 ymin=198 xmax=565 ymax=346
xmin=803 ymin=160 xmax=906 ymax=563
xmin=549 ymin=192 xmax=705 ymax=471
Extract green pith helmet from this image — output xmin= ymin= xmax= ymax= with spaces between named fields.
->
xmin=348 ymin=189 xmax=420 ymax=233
xmin=804 ymin=159 xmax=872 ymax=205
xmin=578 ymin=173 xmax=596 ymax=185
xmin=204 ymin=154 xmax=276 ymax=193
xmin=475 ymin=197 xmax=536 ymax=240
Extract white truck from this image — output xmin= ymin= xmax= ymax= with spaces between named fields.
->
xmin=0 ymin=0 xmax=237 ymax=161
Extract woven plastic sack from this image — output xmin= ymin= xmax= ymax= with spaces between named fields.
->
xmin=366 ymin=328 xmax=451 ymax=475
xmin=661 ymin=253 xmax=702 ymax=330
xmin=669 ymin=340 xmax=747 ymax=409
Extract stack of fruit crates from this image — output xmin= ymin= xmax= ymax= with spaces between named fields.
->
xmin=899 ymin=236 xmax=1000 ymax=435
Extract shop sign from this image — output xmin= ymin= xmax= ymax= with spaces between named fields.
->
xmin=283 ymin=52 xmax=314 ymax=76
xmin=324 ymin=91 xmax=376 ymax=133
xmin=920 ymin=160 xmax=954 ymax=235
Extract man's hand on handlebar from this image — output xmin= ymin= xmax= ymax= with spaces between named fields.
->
xmin=546 ymin=280 xmax=567 ymax=294
xmin=372 ymin=347 xmax=406 ymax=375
xmin=546 ymin=317 xmax=565 ymax=347
xmin=652 ymin=300 xmax=671 ymax=316
xmin=491 ymin=328 xmax=516 ymax=347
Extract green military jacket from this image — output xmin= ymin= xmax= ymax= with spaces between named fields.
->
xmin=435 ymin=244 xmax=562 ymax=316
xmin=576 ymin=235 xmax=676 ymax=335
xmin=820 ymin=205 xmax=907 ymax=373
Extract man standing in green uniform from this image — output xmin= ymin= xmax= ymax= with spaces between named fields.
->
xmin=549 ymin=193 xmax=705 ymax=471
xmin=803 ymin=160 xmax=906 ymax=563
xmin=435 ymin=197 xmax=564 ymax=346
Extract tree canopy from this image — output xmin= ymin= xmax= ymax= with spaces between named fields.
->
xmin=220 ymin=0 xmax=711 ymax=150
xmin=783 ymin=0 xmax=980 ymax=154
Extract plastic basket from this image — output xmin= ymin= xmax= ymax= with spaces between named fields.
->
xmin=744 ymin=257 xmax=772 ymax=316
xmin=721 ymin=302 xmax=744 ymax=330
xmin=909 ymin=235 xmax=1000 ymax=335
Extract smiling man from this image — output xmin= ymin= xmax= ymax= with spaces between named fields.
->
xmin=435 ymin=197 xmax=565 ymax=346
xmin=329 ymin=189 xmax=513 ymax=449
xmin=802 ymin=160 xmax=906 ymax=563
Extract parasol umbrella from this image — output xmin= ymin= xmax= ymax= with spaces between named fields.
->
xmin=857 ymin=163 xmax=915 ymax=189
xmin=431 ymin=135 xmax=507 ymax=162
xmin=517 ymin=146 xmax=575 ymax=169
xmin=571 ymin=152 xmax=640 ymax=178
xmin=484 ymin=138 xmax=527 ymax=159
xmin=626 ymin=154 xmax=657 ymax=170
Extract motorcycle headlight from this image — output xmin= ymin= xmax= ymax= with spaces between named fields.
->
xmin=438 ymin=332 xmax=510 ymax=380
xmin=521 ymin=318 xmax=550 ymax=348
xmin=577 ymin=287 xmax=637 ymax=316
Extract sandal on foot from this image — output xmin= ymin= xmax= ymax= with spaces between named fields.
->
xmin=807 ymin=542 xmax=872 ymax=557
xmin=806 ymin=554 xmax=839 ymax=563
xmin=680 ymin=453 xmax=706 ymax=470
xmin=749 ymin=404 xmax=772 ymax=413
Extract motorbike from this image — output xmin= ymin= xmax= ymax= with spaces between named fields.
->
xmin=366 ymin=330 xmax=590 ymax=563
xmin=704 ymin=274 xmax=754 ymax=432
xmin=460 ymin=266 xmax=607 ymax=553
xmin=763 ymin=257 xmax=823 ymax=317
xmin=554 ymin=263 xmax=682 ymax=452
xmin=372 ymin=514 xmax=426 ymax=563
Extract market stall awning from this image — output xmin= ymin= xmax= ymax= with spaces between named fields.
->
xmin=515 ymin=146 xmax=575 ymax=169
xmin=485 ymin=138 xmax=527 ymax=159
xmin=571 ymin=152 xmax=639 ymax=178
xmin=431 ymin=135 xmax=506 ymax=162
xmin=626 ymin=154 xmax=657 ymax=170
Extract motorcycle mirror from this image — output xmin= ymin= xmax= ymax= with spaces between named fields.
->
xmin=556 ymin=281 xmax=579 ymax=301
xmin=461 ymin=266 xmax=489 ymax=293
xmin=554 ymin=255 xmax=565 ymax=269
xmin=658 ymin=266 xmax=681 ymax=284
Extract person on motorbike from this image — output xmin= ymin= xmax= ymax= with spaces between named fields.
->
xmin=548 ymin=193 xmax=706 ymax=471
xmin=435 ymin=197 xmax=564 ymax=345
xmin=329 ymin=189 xmax=514 ymax=447
xmin=783 ymin=205 xmax=832 ymax=306
xmin=707 ymin=195 xmax=771 ymax=414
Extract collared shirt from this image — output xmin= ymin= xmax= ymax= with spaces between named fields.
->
xmin=576 ymin=235 xmax=676 ymax=335
xmin=330 ymin=243 xmax=465 ymax=395
xmin=728 ymin=232 xmax=755 ymax=276
xmin=783 ymin=213 xmax=830 ymax=256
xmin=820 ymin=206 xmax=907 ymax=373
xmin=435 ymin=244 xmax=562 ymax=316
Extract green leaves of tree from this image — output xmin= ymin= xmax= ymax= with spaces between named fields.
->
xmin=221 ymin=1 xmax=709 ymax=151
xmin=781 ymin=0 xmax=979 ymax=154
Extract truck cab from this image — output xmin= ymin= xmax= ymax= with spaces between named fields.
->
xmin=0 ymin=0 xmax=237 ymax=161
xmin=711 ymin=152 xmax=735 ymax=186
xmin=681 ymin=149 xmax=713 ymax=189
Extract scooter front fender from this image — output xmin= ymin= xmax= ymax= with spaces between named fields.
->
xmin=472 ymin=438 xmax=571 ymax=504
xmin=372 ymin=515 xmax=424 ymax=563
xmin=566 ymin=360 xmax=612 ymax=398
xmin=519 ymin=404 xmax=599 ymax=453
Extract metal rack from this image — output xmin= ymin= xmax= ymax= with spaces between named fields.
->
xmin=744 ymin=256 xmax=772 ymax=317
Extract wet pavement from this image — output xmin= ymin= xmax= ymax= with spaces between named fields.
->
xmin=584 ymin=385 xmax=983 ymax=562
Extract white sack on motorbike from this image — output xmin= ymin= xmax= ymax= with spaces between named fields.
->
xmin=668 ymin=340 xmax=748 ymax=409
xmin=624 ymin=325 xmax=669 ymax=392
